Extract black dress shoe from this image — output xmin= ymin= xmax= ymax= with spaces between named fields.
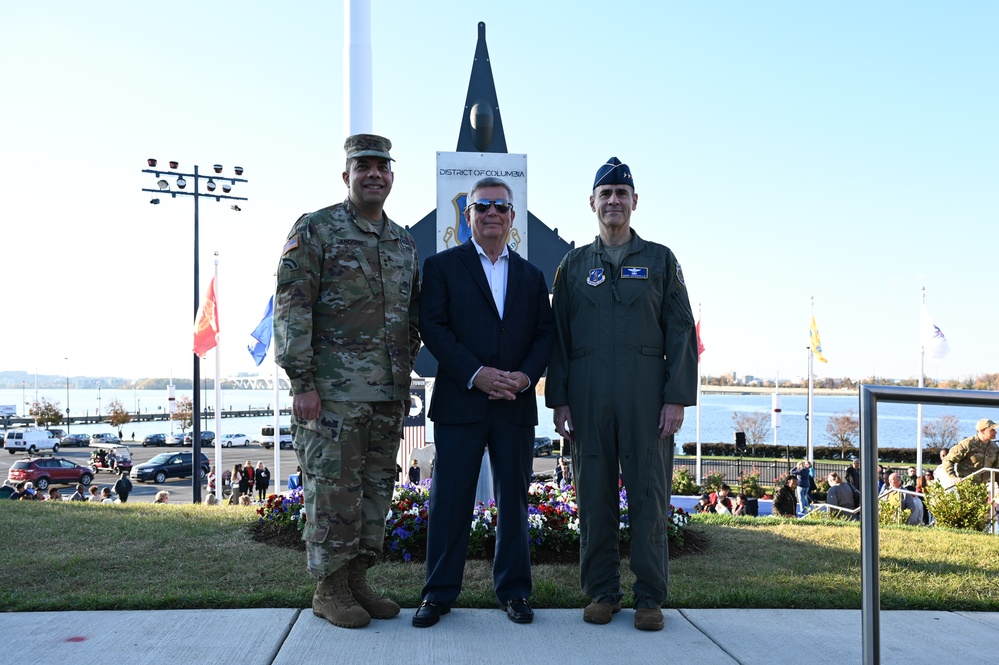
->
xmin=504 ymin=598 xmax=534 ymax=624
xmin=412 ymin=599 xmax=450 ymax=628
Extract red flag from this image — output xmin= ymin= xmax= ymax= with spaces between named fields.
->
xmin=193 ymin=276 xmax=219 ymax=358
xmin=696 ymin=318 xmax=706 ymax=363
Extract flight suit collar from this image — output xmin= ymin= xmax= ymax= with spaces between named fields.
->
xmin=592 ymin=230 xmax=646 ymax=256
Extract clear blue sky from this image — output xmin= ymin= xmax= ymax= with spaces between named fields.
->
xmin=2 ymin=1 xmax=995 ymax=383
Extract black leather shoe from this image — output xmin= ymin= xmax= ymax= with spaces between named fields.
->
xmin=412 ymin=600 xmax=450 ymax=628
xmin=504 ymin=598 xmax=534 ymax=624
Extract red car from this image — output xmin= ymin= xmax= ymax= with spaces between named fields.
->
xmin=7 ymin=457 xmax=94 ymax=491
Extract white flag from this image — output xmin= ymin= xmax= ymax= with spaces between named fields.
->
xmin=921 ymin=305 xmax=950 ymax=359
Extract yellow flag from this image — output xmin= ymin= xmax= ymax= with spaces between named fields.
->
xmin=810 ymin=315 xmax=828 ymax=363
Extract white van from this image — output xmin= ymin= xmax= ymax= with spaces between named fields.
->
xmin=4 ymin=428 xmax=60 ymax=454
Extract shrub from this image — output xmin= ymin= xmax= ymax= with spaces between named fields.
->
xmin=702 ymin=470 xmax=725 ymax=493
xmin=812 ymin=477 xmax=830 ymax=502
xmin=878 ymin=492 xmax=912 ymax=526
xmin=737 ymin=469 xmax=766 ymax=499
xmin=924 ymin=480 xmax=991 ymax=531
xmin=672 ymin=467 xmax=701 ymax=496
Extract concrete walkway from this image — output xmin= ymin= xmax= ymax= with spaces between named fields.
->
xmin=5 ymin=608 xmax=996 ymax=664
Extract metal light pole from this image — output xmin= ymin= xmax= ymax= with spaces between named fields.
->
xmin=64 ymin=357 xmax=70 ymax=435
xmin=142 ymin=159 xmax=248 ymax=503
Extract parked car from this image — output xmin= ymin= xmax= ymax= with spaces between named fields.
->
xmin=8 ymin=456 xmax=94 ymax=490
xmin=4 ymin=428 xmax=60 ymax=454
xmin=131 ymin=451 xmax=210 ymax=484
xmin=533 ymin=437 xmax=553 ymax=457
xmin=90 ymin=433 xmax=121 ymax=445
xmin=217 ymin=433 xmax=249 ymax=448
xmin=60 ymin=433 xmax=91 ymax=447
xmin=142 ymin=433 xmax=168 ymax=447
xmin=183 ymin=431 xmax=215 ymax=446
xmin=165 ymin=433 xmax=186 ymax=446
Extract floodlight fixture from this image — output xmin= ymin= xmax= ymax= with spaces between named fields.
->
xmin=147 ymin=158 xmax=157 ymax=167
xmin=231 ymin=204 xmax=241 ymax=212
xmin=169 ymin=160 xmax=179 ymax=169
xmin=213 ymin=164 xmax=223 ymax=173
xmin=222 ymin=182 xmax=232 ymax=193
xmin=176 ymin=176 xmax=187 ymax=189
xmin=206 ymin=180 xmax=217 ymax=192
xmin=234 ymin=166 xmax=244 ymax=176
xmin=157 ymin=179 xmax=169 ymax=190
xmin=150 ymin=198 xmax=160 ymax=205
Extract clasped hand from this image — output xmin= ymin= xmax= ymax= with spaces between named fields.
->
xmin=473 ymin=367 xmax=526 ymax=401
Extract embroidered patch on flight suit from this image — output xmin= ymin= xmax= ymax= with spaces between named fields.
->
xmin=587 ymin=268 xmax=605 ymax=286
xmin=676 ymin=262 xmax=685 ymax=286
xmin=621 ymin=266 xmax=648 ymax=279
xmin=282 ymin=236 xmax=299 ymax=254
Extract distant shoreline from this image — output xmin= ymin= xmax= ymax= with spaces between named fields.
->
xmin=701 ymin=386 xmax=853 ymax=396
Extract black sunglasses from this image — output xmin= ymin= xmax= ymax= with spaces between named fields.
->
xmin=466 ymin=199 xmax=513 ymax=214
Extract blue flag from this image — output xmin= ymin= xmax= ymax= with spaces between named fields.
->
xmin=247 ymin=296 xmax=274 ymax=366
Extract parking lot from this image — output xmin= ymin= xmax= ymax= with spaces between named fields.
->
xmin=3 ymin=440 xmax=563 ymax=504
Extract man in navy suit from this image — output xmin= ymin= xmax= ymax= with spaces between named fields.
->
xmin=412 ymin=176 xmax=555 ymax=628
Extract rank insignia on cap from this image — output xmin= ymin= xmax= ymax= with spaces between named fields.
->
xmin=676 ymin=262 xmax=685 ymax=286
xmin=621 ymin=266 xmax=648 ymax=279
xmin=587 ymin=268 xmax=605 ymax=286
xmin=282 ymin=235 xmax=299 ymax=255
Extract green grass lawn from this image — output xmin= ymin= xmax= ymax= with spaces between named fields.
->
xmin=2 ymin=502 xmax=997 ymax=612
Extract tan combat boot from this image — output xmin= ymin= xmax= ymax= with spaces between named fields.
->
xmin=583 ymin=600 xmax=622 ymax=624
xmin=346 ymin=558 xmax=400 ymax=619
xmin=634 ymin=607 xmax=665 ymax=631
xmin=312 ymin=567 xmax=371 ymax=628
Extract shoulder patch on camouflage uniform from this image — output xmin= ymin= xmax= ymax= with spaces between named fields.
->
xmin=676 ymin=262 xmax=685 ymax=286
xmin=281 ymin=257 xmax=298 ymax=271
xmin=283 ymin=236 xmax=299 ymax=254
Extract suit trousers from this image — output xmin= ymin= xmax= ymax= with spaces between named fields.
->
xmin=422 ymin=413 xmax=534 ymax=605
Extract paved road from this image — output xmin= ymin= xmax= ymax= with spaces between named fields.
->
xmin=2 ymin=440 xmax=564 ymax=504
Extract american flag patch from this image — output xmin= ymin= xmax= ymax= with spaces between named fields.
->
xmin=282 ymin=235 xmax=299 ymax=255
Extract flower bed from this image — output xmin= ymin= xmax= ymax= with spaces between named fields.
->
xmin=254 ymin=481 xmax=692 ymax=563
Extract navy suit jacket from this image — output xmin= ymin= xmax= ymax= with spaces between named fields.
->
xmin=420 ymin=241 xmax=555 ymax=427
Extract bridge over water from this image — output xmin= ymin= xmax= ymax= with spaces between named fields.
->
xmin=220 ymin=376 xmax=291 ymax=390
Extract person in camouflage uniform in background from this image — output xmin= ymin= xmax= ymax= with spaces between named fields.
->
xmin=942 ymin=418 xmax=999 ymax=492
xmin=274 ymin=134 xmax=421 ymax=629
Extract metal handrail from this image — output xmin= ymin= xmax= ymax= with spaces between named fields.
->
xmin=858 ymin=385 xmax=999 ymax=665
xmin=807 ymin=502 xmax=861 ymax=518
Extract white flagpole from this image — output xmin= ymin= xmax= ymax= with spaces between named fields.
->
xmin=273 ymin=348 xmax=281 ymax=492
xmin=695 ymin=303 xmax=702 ymax=485
xmin=213 ymin=256 xmax=222 ymax=501
xmin=344 ymin=0 xmax=373 ymax=137
xmin=916 ymin=287 xmax=925 ymax=475
xmin=807 ymin=297 xmax=814 ymax=463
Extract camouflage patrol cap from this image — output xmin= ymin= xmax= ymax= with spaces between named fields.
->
xmin=976 ymin=418 xmax=998 ymax=431
xmin=344 ymin=133 xmax=394 ymax=161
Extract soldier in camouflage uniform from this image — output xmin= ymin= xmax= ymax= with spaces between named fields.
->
xmin=274 ymin=134 xmax=421 ymax=629
xmin=545 ymin=157 xmax=698 ymax=632
xmin=942 ymin=418 xmax=999 ymax=490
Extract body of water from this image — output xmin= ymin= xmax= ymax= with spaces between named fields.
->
xmin=1 ymin=388 xmax=291 ymax=442
xmin=5 ymin=387 xmax=998 ymax=452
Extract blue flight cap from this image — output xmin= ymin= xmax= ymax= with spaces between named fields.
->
xmin=593 ymin=156 xmax=634 ymax=190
